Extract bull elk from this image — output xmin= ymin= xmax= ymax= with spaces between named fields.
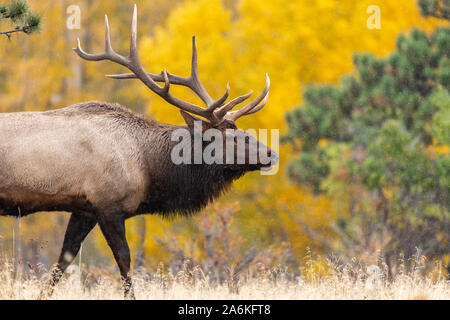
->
xmin=0 ymin=5 xmax=277 ymax=298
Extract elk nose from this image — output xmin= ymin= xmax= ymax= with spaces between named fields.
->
xmin=269 ymin=149 xmax=279 ymax=164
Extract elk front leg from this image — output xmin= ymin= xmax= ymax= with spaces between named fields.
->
xmin=43 ymin=213 xmax=97 ymax=297
xmin=97 ymin=211 xmax=135 ymax=299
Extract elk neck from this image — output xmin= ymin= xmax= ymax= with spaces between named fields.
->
xmin=138 ymin=124 xmax=245 ymax=218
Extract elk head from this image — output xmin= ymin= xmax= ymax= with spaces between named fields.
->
xmin=74 ymin=5 xmax=278 ymax=172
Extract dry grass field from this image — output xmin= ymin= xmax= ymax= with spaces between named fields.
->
xmin=1 ymin=259 xmax=448 ymax=300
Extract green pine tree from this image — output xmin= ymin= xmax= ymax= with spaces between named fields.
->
xmin=283 ymin=4 xmax=449 ymax=272
xmin=0 ymin=0 xmax=41 ymax=39
xmin=419 ymin=0 xmax=450 ymax=20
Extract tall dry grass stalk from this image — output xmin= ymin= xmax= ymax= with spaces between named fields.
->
xmin=0 ymin=257 xmax=448 ymax=300
xmin=1 ymin=205 xmax=448 ymax=300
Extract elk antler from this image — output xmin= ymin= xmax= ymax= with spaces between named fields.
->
xmin=74 ymin=5 xmax=270 ymax=125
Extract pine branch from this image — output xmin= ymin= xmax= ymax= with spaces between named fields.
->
xmin=0 ymin=0 xmax=41 ymax=38
xmin=0 ymin=27 xmax=25 ymax=38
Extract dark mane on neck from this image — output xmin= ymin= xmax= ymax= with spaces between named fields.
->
xmin=140 ymin=128 xmax=245 ymax=218
xmin=141 ymin=162 xmax=245 ymax=219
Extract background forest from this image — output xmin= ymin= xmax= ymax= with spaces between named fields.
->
xmin=0 ymin=0 xmax=448 ymax=283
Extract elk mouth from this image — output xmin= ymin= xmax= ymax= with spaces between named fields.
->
xmin=260 ymin=163 xmax=274 ymax=172
xmin=260 ymin=151 xmax=279 ymax=172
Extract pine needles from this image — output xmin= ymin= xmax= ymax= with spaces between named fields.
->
xmin=0 ymin=0 xmax=41 ymax=38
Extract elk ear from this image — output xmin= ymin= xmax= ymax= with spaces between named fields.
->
xmin=180 ymin=110 xmax=212 ymax=130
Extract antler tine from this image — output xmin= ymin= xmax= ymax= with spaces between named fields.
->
xmin=161 ymin=69 xmax=170 ymax=94
xmin=130 ymin=4 xmax=138 ymax=59
xmin=74 ymin=15 xmax=122 ymax=64
xmin=105 ymin=15 xmax=112 ymax=53
xmin=214 ymin=90 xmax=253 ymax=119
xmin=189 ymin=36 xmax=214 ymax=106
xmin=224 ymin=74 xmax=270 ymax=122
xmin=242 ymin=92 xmax=269 ymax=115
xmin=123 ymin=4 xmax=163 ymax=94
xmin=107 ymin=71 xmax=188 ymax=85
